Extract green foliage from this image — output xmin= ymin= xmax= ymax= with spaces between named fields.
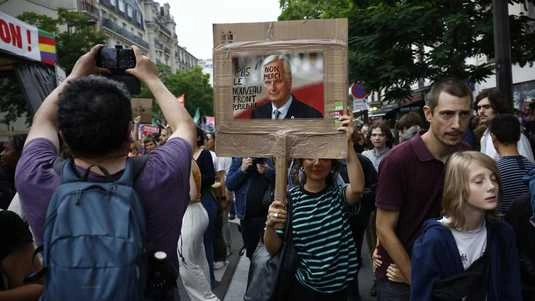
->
xmin=0 ymin=73 xmax=30 ymax=126
xmin=139 ymin=65 xmax=213 ymax=119
xmin=55 ymin=9 xmax=107 ymax=73
xmin=17 ymin=12 xmax=58 ymax=33
xmin=279 ymin=0 xmax=535 ymax=102
xmin=18 ymin=9 xmax=106 ymax=74
xmin=279 ymin=0 xmax=353 ymax=20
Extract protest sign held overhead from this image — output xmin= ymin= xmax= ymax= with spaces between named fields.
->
xmin=213 ymin=18 xmax=348 ymax=160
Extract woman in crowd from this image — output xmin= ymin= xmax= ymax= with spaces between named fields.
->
xmin=0 ymin=210 xmax=42 ymax=300
xmin=178 ymin=159 xmax=219 ymax=301
xmin=0 ymin=134 xmax=27 ymax=209
xmin=264 ymin=111 xmax=365 ymax=300
xmin=193 ymin=127 xmax=218 ymax=288
xmin=362 ymin=122 xmax=393 ymax=171
xmin=411 ymin=151 xmax=522 ymax=300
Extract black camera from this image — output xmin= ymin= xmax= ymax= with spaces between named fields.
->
xmin=253 ymin=158 xmax=266 ymax=165
xmin=96 ymin=45 xmax=140 ymax=95
xmin=97 ymin=45 xmax=136 ymax=70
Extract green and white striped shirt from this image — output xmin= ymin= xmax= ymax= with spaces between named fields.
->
xmin=280 ymin=184 xmax=359 ymax=293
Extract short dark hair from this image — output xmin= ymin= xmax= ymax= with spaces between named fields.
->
xmin=196 ymin=127 xmax=206 ymax=147
xmin=489 ymin=113 xmax=520 ymax=145
xmin=0 ymin=210 xmax=33 ymax=262
xmin=57 ymin=76 xmax=132 ymax=158
xmin=395 ymin=112 xmax=423 ymax=130
xmin=143 ymin=136 xmax=156 ymax=144
xmin=475 ymin=88 xmax=512 ymax=114
xmin=425 ymin=78 xmax=472 ymax=111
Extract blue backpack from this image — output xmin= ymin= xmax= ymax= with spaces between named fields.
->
xmin=40 ymin=159 xmax=146 ymax=301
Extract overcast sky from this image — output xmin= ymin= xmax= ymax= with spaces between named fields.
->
xmin=168 ymin=0 xmax=281 ymax=60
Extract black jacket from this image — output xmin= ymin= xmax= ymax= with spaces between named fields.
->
xmin=506 ymin=193 xmax=535 ymax=299
xmin=251 ymin=96 xmax=323 ymax=119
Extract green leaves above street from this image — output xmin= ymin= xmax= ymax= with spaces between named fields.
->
xmin=279 ymin=0 xmax=535 ymax=102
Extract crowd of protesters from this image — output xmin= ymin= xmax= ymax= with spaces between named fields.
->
xmin=1 ymin=45 xmax=535 ymax=301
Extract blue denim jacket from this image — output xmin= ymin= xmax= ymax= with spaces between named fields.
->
xmin=225 ymin=157 xmax=275 ymax=220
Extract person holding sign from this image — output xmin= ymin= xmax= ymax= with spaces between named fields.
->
xmin=263 ymin=110 xmax=365 ymax=299
xmin=251 ymin=55 xmax=323 ymax=119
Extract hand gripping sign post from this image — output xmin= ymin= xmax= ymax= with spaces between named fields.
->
xmin=213 ymin=19 xmax=349 ymax=201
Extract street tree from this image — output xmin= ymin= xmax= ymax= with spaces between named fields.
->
xmin=18 ymin=9 xmax=106 ymax=73
xmin=139 ymin=65 xmax=213 ymax=120
xmin=279 ymin=0 xmax=535 ymax=102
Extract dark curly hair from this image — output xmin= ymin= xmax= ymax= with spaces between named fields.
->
xmin=57 ymin=76 xmax=132 ymax=158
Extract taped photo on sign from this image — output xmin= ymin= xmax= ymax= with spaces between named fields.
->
xmin=232 ymin=52 xmax=324 ymax=119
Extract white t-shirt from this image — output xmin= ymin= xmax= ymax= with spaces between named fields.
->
xmin=480 ymin=128 xmax=534 ymax=162
xmin=439 ymin=217 xmax=487 ymax=270
xmin=217 ymin=156 xmax=233 ymax=176
xmin=209 ymin=150 xmax=225 ymax=173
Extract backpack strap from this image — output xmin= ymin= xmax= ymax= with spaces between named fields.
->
xmin=23 ymin=245 xmax=46 ymax=284
xmin=52 ymin=155 xmax=148 ymax=183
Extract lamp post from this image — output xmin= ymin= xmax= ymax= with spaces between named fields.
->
xmin=493 ymin=0 xmax=513 ymax=108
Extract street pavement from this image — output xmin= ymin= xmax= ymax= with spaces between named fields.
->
xmin=178 ymin=218 xmax=377 ymax=301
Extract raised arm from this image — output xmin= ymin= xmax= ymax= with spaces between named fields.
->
xmin=338 ymin=111 xmax=364 ymax=204
xmin=127 ymin=46 xmax=195 ymax=148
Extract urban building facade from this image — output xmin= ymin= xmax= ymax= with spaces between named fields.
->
xmin=199 ymin=58 xmax=214 ymax=86
xmin=141 ymin=0 xmax=198 ymax=71
xmin=0 ymin=0 xmax=198 ymax=138
xmin=0 ymin=0 xmax=198 ymax=72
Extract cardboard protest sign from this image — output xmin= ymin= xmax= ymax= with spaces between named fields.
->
xmin=213 ymin=19 xmax=348 ymax=159
xmin=131 ymin=98 xmax=152 ymax=124
xmin=0 ymin=11 xmax=57 ymax=65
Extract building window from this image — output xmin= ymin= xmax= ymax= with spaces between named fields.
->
xmin=136 ymin=12 xmax=142 ymax=24
xmin=127 ymin=5 xmax=133 ymax=18
xmin=118 ymin=0 xmax=125 ymax=12
xmin=110 ymin=0 xmax=117 ymax=6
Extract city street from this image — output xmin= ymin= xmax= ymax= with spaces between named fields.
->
xmin=177 ymin=218 xmax=377 ymax=301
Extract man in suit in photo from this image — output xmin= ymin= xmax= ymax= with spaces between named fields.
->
xmin=251 ymin=55 xmax=323 ymax=119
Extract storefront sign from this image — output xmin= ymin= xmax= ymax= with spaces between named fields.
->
xmin=0 ymin=11 xmax=57 ymax=65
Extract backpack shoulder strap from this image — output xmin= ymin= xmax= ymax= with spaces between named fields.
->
xmin=53 ymin=155 xmax=148 ymax=183
xmin=52 ymin=158 xmax=67 ymax=177
xmin=131 ymin=155 xmax=149 ymax=181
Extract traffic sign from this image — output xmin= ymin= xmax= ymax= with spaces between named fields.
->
xmin=351 ymin=81 xmax=368 ymax=99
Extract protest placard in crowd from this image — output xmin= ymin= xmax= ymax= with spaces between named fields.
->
xmin=213 ymin=18 xmax=349 ymax=160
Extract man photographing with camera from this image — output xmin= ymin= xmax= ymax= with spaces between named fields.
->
xmin=15 ymin=44 xmax=196 ymax=300
xmin=225 ymin=157 xmax=274 ymax=295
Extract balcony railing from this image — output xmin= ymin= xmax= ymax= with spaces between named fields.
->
xmin=101 ymin=17 xmax=149 ymax=49
xmin=78 ymin=0 xmax=99 ymax=21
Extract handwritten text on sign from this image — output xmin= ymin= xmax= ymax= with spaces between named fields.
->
xmin=0 ymin=11 xmax=41 ymax=62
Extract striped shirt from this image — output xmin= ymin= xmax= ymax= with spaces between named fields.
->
xmin=279 ymin=184 xmax=358 ymax=293
xmin=496 ymin=155 xmax=535 ymax=213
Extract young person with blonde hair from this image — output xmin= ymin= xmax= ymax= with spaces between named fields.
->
xmin=411 ymin=151 xmax=522 ymax=300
